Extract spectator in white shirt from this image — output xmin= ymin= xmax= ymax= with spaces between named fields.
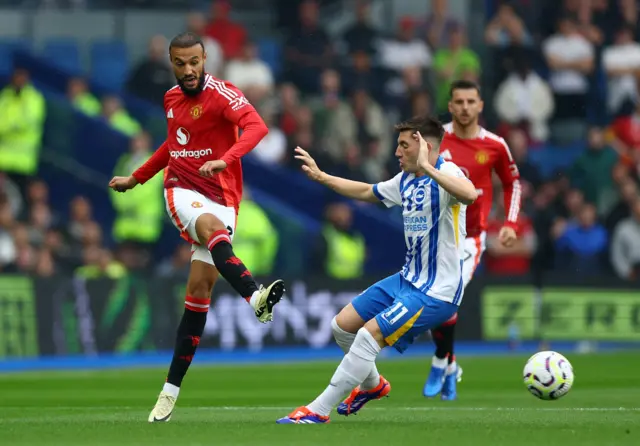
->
xmin=379 ymin=17 xmax=432 ymax=72
xmin=251 ymin=108 xmax=287 ymax=165
xmin=494 ymin=56 xmax=555 ymax=142
xmin=602 ymin=25 xmax=640 ymax=115
xmin=543 ymin=16 xmax=594 ymax=120
xmin=224 ymin=41 xmax=274 ymax=104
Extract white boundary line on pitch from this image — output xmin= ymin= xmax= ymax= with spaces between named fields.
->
xmin=3 ymin=406 xmax=639 ymax=412
xmin=206 ymin=406 xmax=639 ymax=412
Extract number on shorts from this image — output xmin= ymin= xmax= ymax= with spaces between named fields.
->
xmin=226 ymin=225 xmax=233 ymax=236
xmin=383 ymin=302 xmax=409 ymax=325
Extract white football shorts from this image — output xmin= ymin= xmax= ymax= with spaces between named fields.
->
xmin=461 ymin=231 xmax=486 ymax=288
xmin=164 ymin=187 xmax=236 ymax=266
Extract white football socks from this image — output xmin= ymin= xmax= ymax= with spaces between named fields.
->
xmin=432 ymin=356 xmax=448 ymax=369
xmin=447 ymin=360 xmax=458 ymax=376
xmin=162 ymin=382 xmax=180 ymax=398
xmin=331 ymin=317 xmax=381 ymax=391
xmin=308 ymin=328 xmax=381 ymax=416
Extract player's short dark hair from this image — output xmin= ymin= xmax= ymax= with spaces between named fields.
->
xmin=449 ymin=79 xmax=481 ymax=98
xmin=394 ymin=115 xmax=444 ymax=141
xmin=169 ymin=32 xmax=205 ymax=52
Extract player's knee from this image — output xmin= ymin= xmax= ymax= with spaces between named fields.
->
xmin=194 ymin=213 xmax=226 ymax=245
xmin=335 ymin=303 xmax=365 ymax=333
xmin=332 ymin=316 xmax=356 ymax=354
xmin=362 ymin=320 xmax=386 ymax=349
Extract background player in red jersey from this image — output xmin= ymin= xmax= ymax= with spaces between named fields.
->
xmin=108 ymin=33 xmax=285 ymax=422
xmin=423 ymin=80 xmax=521 ymax=400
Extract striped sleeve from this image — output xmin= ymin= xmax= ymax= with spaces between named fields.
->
xmin=205 ymin=76 xmax=269 ymax=166
xmin=494 ymin=137 xmax=522 ymax=229
xmin=373 ymin=172 xmax=404 ymax=208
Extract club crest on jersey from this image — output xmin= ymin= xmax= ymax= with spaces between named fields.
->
xmin=176 ymin=127 xmax=190 ymax=145
xmin=191 ymin=201 xmax=203 ymax=208
xmin=475 ymin=150 xmax=490 ymax=165
xmin=413 ymin=187 xmax=427 ymax=205
xmin=190 ymin=104 xmax=203 ymax=119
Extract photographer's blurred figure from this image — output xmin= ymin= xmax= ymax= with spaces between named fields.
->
xmin=233 ymin=187 xmax=279 ymax=276
xmin=314 ymin=202 xmax=366 ymax=280
xmin=0 ymin=67 xmax=46 ymax=192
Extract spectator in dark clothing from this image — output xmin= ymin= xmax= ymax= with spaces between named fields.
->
xmin=530 ymin=182 xmax=560 ymax=276
xmin=126 ymin=35 xmax=174 ymax=107
xmin=570 ymin=127 xmax=619 ymax=217
xmin=341 ymin=51 xmax=385 ymax=102
xmin=342 ymin=0 xmax=380 ymax=57
xmin=605 ymin=176 xmax=639 ymax=233
xmin=507 ymin=128 xmax=542 ymax=194
xmin=417 ymin=0 xmax=460 ymax=50
xmin=284 ymin=0 xmax=334 ymax=94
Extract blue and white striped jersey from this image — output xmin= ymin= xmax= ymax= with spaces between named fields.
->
xmin=372 ymin=157 xmax=468 ymax=305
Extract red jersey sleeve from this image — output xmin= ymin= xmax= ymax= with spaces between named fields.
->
xmin=132 ymin=141 xmax=169 ymax=184
xmin=132 ymin=90 xmax=174 ymax=184
xmin=208 ymin=80 xmax=268 ymax=166
xmin=494 ymin=137 xmax=522 ymax=231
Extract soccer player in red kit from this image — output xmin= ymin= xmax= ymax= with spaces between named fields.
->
xmin=109 ymin=32 xmax=285 ymax=422
xmin=423 ymin=80 xmax=521 ymax=400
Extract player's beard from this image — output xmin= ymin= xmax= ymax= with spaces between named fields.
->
xmin=178 ymin=70 xmax=205 ymax=97
xmin=453 ymin=113 xmax=477 ymax=129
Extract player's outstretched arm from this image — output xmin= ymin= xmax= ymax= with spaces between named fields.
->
xmin=294 ymin=147 xmax=378 ymax=203
xmin=109 ymin=141 xmax=170 ymax=192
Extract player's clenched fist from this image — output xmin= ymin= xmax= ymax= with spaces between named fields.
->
xmin=109 ymin=175 xmax=138 ymax=192
xmin=199 ymin=160 xmax=227 ymax=177
xmin=498 ymin=226 xmax=517 ymax=247
xmin=294 ymin=146 xmax=323 ymax=182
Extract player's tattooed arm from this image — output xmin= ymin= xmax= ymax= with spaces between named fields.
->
xmin=294 ymin=147 xmax=378 ymax=203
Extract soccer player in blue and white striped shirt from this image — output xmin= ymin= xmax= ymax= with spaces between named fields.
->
xmin=277 ymin=115 xmax=477 ymax=424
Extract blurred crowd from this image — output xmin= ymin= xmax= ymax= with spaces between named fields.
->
xmin=2 ymin=0 xmax=640 ymax=282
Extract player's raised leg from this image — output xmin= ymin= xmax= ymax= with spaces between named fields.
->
xmin=149 ymin=260 xmax=217 ymax=422
xmin=195 ymin=212 xmax=284 ymax=323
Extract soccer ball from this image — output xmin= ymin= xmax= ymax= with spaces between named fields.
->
xmin=523 ymin=351 xmax=574 ymax=400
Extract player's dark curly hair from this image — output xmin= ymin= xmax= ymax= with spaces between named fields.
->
xmin=169 ymin=32 xmax=205 ymax=52
xmin=394 ymin=115 xmax=444 ymax=141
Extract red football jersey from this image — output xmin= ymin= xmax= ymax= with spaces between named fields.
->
xmin=440 ymin=123 xmax=521 ymax=238
xmin=132 ymin=74 xmax=268 ymax=211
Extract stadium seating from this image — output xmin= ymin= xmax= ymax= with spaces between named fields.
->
xmin=257 ymin=38 xmax=282 ymax=78
xmin=89 ymin=40 xmax=129 ymax=92
xmin=0 ymin=38 xmax=30 ymax=76
xmin=42 ymin=38 xmax=82 ymax=73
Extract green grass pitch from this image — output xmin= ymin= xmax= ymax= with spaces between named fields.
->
xmin=1 ymin=352 xmax=639 ymax=446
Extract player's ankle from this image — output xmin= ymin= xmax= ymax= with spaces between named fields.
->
xmin=432 ymin=356 xmax=448 ymax=368
xmin=446 ymin=361 xmax=457 ymax=375
xmin=248 ymin=290 xmax=260 ymax=308
xmin=162 ymin=382 xmax=180 ymax=398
